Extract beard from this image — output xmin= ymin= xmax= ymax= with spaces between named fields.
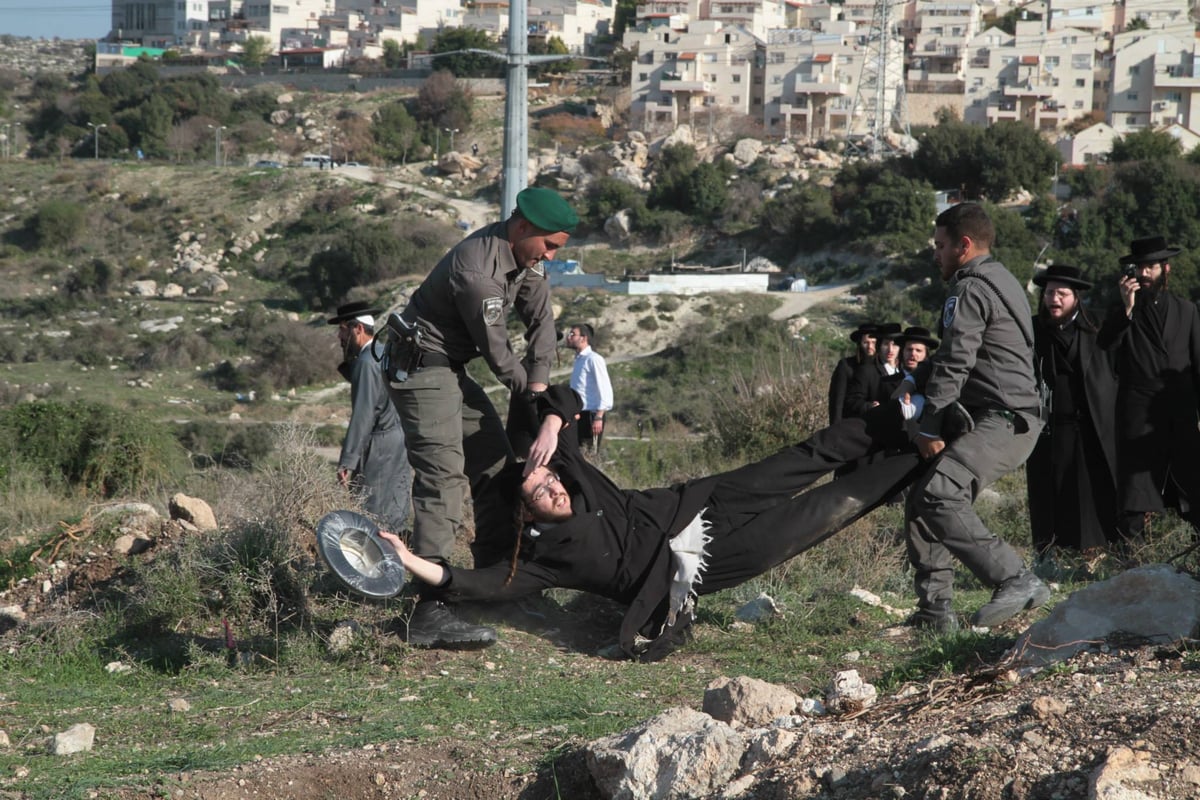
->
xmin=1137 ymin=273 xmax=1167 ymax=295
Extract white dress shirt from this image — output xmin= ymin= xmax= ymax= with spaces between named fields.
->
xmin=570 ymin=345 xmax=613 ymax=413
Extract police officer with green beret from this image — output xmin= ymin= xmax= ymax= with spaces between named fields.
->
xmin=386 ymin=186 xmax=578 ymax=648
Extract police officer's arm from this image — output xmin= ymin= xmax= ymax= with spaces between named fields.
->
xmin=920 ymin=282 xmax=988 ymax=438
xmin=337 ymin=354 xmax=377 ymax=476
xmin=452 ymin=269 xmax=530 ymax=392
xmin=511 ymin=271 xmax=556 ymax=390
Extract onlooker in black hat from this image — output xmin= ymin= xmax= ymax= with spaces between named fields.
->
xmin=1026 ymin=265 xmax=1119 ymax=558
xmin=1098 ymin=236 xmax=1200 ymax=544
xmin=328 ymin=301 xmax=412 ymax=535
xmin=845 ymin=322 xmax=903 ymax=418
xmin=828 ymin=322 xmax=877 ymax=425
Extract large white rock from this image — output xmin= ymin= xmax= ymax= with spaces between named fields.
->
xmin=1008 ymin=564 xmax=1200 ymax=667
xmin=586 ymin=707 xmax=745 ymax=800
xmin=51 ymin=723 xmax=95 ymax=755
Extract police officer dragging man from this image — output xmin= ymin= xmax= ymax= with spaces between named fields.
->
xmin=382 ymin=187 xmax=579 ymax=648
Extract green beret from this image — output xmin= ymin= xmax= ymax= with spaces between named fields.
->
xmin=516 ymin=187 xmax=578 ymax=234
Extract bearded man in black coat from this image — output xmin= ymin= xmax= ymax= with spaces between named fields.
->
xmin=1026 ymin=265 xmax=1119 ymax=554
xmin=1098 ymin=236 xmax=1200 ymax=541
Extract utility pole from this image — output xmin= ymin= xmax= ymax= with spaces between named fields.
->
xmin=208 ymin=124 xmax=226 ymax=167
xmin=87 ymin=122 xmax=107 ymax=160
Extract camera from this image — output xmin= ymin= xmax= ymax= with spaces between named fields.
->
xmin=1121 ymin=264 xmax=1137 ymax=280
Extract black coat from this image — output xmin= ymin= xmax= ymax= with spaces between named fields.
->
xmin=437 ymin=385 xmax=922 ymax=658
xmin=828 ymin=356 xmax=856 ymax=424
xmin=845 ymin=360 xmax=902 ymax=419
xmin=1098 ymin=291 xmax=1200 ymax=514
xmin=1025 ymin=316 xmax=1119 ymax=551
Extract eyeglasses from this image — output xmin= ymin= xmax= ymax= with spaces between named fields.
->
xmin=527 ymin=472 xmax=561 ymax=504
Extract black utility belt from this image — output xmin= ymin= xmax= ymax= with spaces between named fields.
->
xmin=417 ymin=351 xmax=465 ymax=371
xmin=965 ymin=405 xmax=1040 ymax=418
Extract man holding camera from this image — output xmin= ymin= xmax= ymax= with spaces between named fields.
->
xmin=1098 ymin=236 xmax=1200 ymax=542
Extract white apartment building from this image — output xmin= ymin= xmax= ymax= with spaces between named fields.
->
xmin=1108 ymin=23 xmax=1200 ymax=132
xmin=111 ymin=0 xmax=213 ymax=47
xmin=634 ymin=0 xmax=786 ymax=39
xmin=529 ymin=0 xmax=617 ymax=54
xmin=1118 ymin=0 xmax=1191 ymax=31
xmin=625 ymin=19 xmax=765 ymax=132
xmin=1044 ymin=0 xmax=1115 ymax=34
xmin=762 ymin=27 xmax=863 ymax=140
xmin=908 ymin=0 xmax=980 ymax=90
xmin=962 ymin=19 xmax=1098 ymax=131
xmin=1056 ymin=120 xmax=1117 ymax=164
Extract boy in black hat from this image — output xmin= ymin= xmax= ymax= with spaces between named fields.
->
xmin=1098 ymin=236 xmax=1200 ymax=543
xmin=327 ymin=302 xmax=412 ymax=535
xmin=828 ymin=322 xmax=877 ymax=424
xmin=1027 ymin=266 xmax=1119 ymax=556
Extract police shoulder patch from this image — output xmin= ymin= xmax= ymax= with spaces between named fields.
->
xmin=482 ymin=296 xmax=505 ymax=325
xmin=942 ymin=296 xmax=958 ymax=329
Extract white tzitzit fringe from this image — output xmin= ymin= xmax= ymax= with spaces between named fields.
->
xmin=668 ymin=510 xmax=712 ymax=625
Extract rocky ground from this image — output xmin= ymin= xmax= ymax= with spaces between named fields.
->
xmin=4 ymin=537 xmax=1199 ymax=800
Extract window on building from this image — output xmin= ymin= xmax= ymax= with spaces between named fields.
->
xmin=273 ymin=4 xmax=288 ymax=12
xmin=704 ymin=52 xmax=717 ymax=63
xmin=1167 ymin=91 xmax=1183 ymax=102
xmin=1126 ymin=115 xmax=1138 ymax=125
xmin=732 ymin=95 xmax=741 ymax=103
xmin=772 ymin=74 xmax=782 ymax=83
xmin=973 ymin=99 xmax=982 ymax=107
xmin=638 ymin=73 xmax=648 ymax=81
xmin=771 ymin=52 xmax=784 ymax=64
xmin=1074 ymin=100 xmax=1084 ymax=109
xmin=1076 ymin=78 xmax=1085 ymax=87
xmin=1128 ymin=65 xmax=1140 ymax=76
xmin=1127 ymin=91 xmax=1138 ymax=101
xmin=1072 ymin=54 xmax=1090 ymax=69
xmin=733 ymin=74 xmax=742 ymax=83
xmin=1045 ymin=56 xmax=1059 ymax=68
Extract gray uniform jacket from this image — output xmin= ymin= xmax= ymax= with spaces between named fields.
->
xmin=403 ymin=220 xmax=555 ymax=392
xmin=338 ymin=341 xmax=412 ymax=531
xmin=921 ymin=255 xmax=1039 ymax=437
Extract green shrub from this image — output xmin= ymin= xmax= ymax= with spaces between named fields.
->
xmin=29 ymin=199 xmax=86 ymax=250
xmin=0 ymin=400 xmax=189 ymax=497
xmin=177 ymin=420 xmax=276 ymax=469
xmin=637 ymin=315 xmax=659 ymax=331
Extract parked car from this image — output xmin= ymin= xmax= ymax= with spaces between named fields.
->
xmin=254 ymin=160 xmax=284 ymax=169
xmin=341 ymin=161 xmax=365 ymax=167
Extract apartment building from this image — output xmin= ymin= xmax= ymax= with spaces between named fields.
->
xmin=1108 ymin=23 xmax=1200 ymax=132
xmin=625 ymin=18 xmax=765 ymax=132
xmin=111 ymin=0 xmax=212 ymax=47
xmin=762 ymin=26 xmax=863 ymax=140
xmin=528 ymin=0 xmax=618 ymax=54
xmin=962 ymin=19 xmax=1099 ymax=131
xmin=908 ymin=0 xmax=980 ymax=90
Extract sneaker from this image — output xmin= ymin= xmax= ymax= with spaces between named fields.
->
xmin=970 ymin=571 xmax=1051 ymax=628
xmin=402 ymin=601 xmax=497 ymax=649
xmin=904 ymin=600 xmax=959 ymax=634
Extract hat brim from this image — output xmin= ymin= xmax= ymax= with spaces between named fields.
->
xmin=326 ymin=308 xmax=383 ymax=325
xmin=1119 ymin=248 xmax=1181 ymax=265
xmin=1032 ymin=274 xmax=1092 ymax=290
xmin=899 ymin=336 xmax=940 ymax=350
xmin=316 ymin=510 xmax=406 ymax=598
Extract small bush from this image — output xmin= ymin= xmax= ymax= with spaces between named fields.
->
xmin=177 ymin=421 xmax=276 ymax=469
xmin=29 ymin=199 xmax=86 ymax=250
xmin=637 ymin=315 xmax=659 ymax=331
xmin=0 ymin=400 xmax=189 ymax=497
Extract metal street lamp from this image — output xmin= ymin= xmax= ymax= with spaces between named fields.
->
xmin=207 ymin=124 xmax=226 ymax=167
xmin=443 ymin=127 xmax=460 ymax=153
xmin=87 ymin=122 xmax=107 ymax=160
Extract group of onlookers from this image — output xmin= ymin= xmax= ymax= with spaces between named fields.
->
xmin=831 ymin=232 xmax=1200 ymax=570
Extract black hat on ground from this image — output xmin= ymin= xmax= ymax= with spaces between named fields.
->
xmin=327 ymin=301 xmax=383 ymax=325
xmin=849 ymin=322 xmax=877 ymax=343
xmin=1032 ymin=264 xmax=1092 ymax=290
xmin=1120 ymin=236 xmax=1182 ymax=265
xmin=897 ymin=325 xmax=940 ymax=350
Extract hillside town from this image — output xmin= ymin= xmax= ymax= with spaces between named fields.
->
xmin=85 ymin=0 xmax=1200 ymax=165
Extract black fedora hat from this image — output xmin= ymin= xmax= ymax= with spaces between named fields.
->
xmin=897 ymin=325 xmax=939 ymax=350
xmin=1120 ymin=236 xmax=1182 ymax=265
xmin=849 ymin=322 xmax=878 ymax=343
xmin=1032 ymin=264 xmax=1092 ymax=290
xmin=875 ymin=322 xmax=903 ymax=339
xmin=327 ymin=301 xmax=383 ymax=325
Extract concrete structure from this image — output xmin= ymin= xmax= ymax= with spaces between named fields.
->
xmin=963 ymin=20 xmax=1099 ymax=131
xmin=1055 ymin=120 xmax=1117 ymax=164
xmin=626 ymin=19 xmax=765 ymax=133
xmin=1108 ymin=23 xmax=1198 ymax=132
xmin=529 ymin=0 xmax=617 ymax=55
xmin=763 ymin=27 xmax=864 ymax=140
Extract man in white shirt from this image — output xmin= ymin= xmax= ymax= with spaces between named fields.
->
xmin=566 ymin=323 xmax=613 ymax=453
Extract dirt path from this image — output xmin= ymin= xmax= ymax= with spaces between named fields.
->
xmin=768 ymin=281 xmax=856 ymax=321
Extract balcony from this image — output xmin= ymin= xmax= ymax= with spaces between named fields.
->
xmin=792 ymin=76 xmax=849 ymax=94
xmin=660 ymin=75 xmax=711 ymax=92
xmin=1155 ymin=66 xmax=1200 ymax=88
xmin=1004 ymin=81 xmax=1053 ymax=98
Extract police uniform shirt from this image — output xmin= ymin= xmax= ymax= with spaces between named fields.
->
xmin=404 ymin=221 xmax=556 ymax=392
xmin=922 ymin=255 xmax=1039 ymax=436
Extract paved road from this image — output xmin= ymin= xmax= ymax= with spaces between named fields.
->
xmin=768 ymin=281 xmax=856 ymax=320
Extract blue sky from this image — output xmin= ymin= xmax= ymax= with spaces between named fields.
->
xmin=0 ymin=2 xmax=110 ymax=40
